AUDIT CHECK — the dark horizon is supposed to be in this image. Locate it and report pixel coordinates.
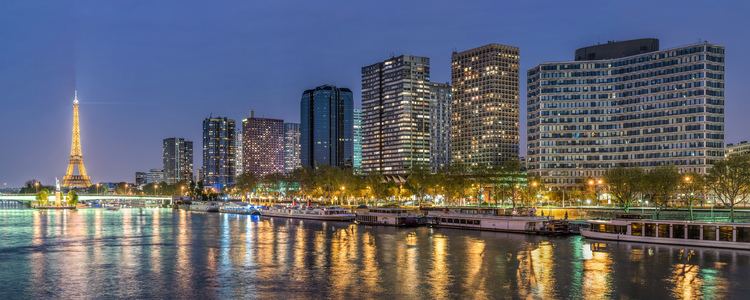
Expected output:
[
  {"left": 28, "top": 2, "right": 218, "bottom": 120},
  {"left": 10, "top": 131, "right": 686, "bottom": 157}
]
[{"left": 1, "top": 0, "right": 748, "bottom": 187}]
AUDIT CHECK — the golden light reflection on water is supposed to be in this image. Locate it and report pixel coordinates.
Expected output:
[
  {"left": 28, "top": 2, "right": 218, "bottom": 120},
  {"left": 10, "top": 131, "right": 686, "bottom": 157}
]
[
  {"left": 463, "top": 237, "right": 488, "bottom": 300},
  {"left": 582, "top": 243, "right": 613, "bottom": 300},
  {"left": 176, "top": 209, "right": 191, "bottom": 293},
  {"left": 292, "top": 221, "right": 307, "bottom": 282},
  {"left": 330, "top": 225, "right": 357, "bottom": 297},
  {"left": 151, "top": 209, "right": 161, "bottom": 275},
  {"left": 429, "top": 234, "right": 450, "bottom": 299},
  {"left": 8, "top": 210, "right": 747, "bottom": 299},
  {"left": 360, "top": 231, "right": 382, "bottom": 294},
  {"left": 515, "top": 241, "right": 556, "bottom": 299}
]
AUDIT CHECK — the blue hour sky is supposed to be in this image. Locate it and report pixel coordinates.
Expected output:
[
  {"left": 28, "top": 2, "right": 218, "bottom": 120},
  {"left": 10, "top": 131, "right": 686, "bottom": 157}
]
[{"left": 0, "top": 0, "right": 748, "bottom": 187}]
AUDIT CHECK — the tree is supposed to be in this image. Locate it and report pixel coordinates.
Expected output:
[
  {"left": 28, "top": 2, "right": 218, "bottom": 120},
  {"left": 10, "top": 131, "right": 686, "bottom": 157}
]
[
  {"left": 705, "top": 154, "right": 750, "bottom": 222},
  {"left": 642, "top": 166, "right": 681, "bottom": 217},
  {"left": 680, "top": 171, "right": 705, "bottom": 220},
  {"left": 35, "top": 189, "right": 50, "bottom": 206},
  {"left": 405, "top": 167, "right": 432, "bottom": 206},
  {"left": 67, "top": 190, "right": 79, "bottom": 206},
  {"left": 521, "top": 176, "right": 544, "bottom": 207},
  {"left": 604, "top": 167, "right": 643, "bottom": 212}
]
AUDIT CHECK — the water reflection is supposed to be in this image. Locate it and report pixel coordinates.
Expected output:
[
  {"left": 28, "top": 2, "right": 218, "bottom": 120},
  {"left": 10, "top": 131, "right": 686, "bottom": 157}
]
[
  {"left": 1, "top": 209, "right": 748, "bottom": 299},
  {"left": 582, "top": 243, "right": 613, "bottom": 299}
]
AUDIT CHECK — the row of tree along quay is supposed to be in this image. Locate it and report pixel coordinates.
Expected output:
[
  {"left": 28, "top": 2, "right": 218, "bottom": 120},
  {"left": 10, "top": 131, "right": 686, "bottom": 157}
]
[{"left": 22, "top": 154, "right": 750, "bottom": 221}]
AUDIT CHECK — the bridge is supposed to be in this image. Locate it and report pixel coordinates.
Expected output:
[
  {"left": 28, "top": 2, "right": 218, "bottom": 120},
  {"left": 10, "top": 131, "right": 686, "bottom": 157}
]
[{"left": 0, "top": 194, "right": 173, "bottom": 208}]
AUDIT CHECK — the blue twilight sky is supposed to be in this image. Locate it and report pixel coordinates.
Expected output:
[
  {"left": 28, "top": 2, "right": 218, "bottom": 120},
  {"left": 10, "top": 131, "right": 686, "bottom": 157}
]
[{"left": 0, "top": 0, "right": 748, "bottom": 187}]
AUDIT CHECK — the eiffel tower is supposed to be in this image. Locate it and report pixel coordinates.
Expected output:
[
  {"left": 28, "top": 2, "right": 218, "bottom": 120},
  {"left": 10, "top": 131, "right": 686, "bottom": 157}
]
[{"left": 62, "top": 91, "right": 92, "bottom": 188}]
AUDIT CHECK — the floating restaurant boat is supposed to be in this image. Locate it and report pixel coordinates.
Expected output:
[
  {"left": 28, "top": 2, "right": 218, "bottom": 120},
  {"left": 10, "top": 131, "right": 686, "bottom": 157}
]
[
  {"left": 581, "top": 219, "right": 750, "bottom": 250},
  {"left": 424, "top": 207, "right": 570, "bottom": 235},
  {"left": 260, "top": 205, "right": 355, "bottom": 221},
  {"left": 188, "top": 201, "right": 220, "bottom": 213},
  {"left": 355, "top": 207, "right": 427, "bottom": 227},
  {"left": 219, "top": 203, "right": 261, "bottom": 215}
]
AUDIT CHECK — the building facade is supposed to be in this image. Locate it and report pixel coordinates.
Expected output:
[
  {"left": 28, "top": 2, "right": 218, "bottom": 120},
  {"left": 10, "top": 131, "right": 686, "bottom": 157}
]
[
  {"left": 726, "top": 141, "right": 750, "bottom": 157},
  {"left": 361, "top": 55, "right": 431, "bottom": 174},
  {"left": 162, "top": 137, "right": 193, "bottom": 184},
  {"left": 429, "top": 82, "right": 452, "bottom": 172},
  {"left": 451, "top": 44, "right": 521, "bottom": 168},
  {"left": 300, "top": 85, "right": 353, "bottom": 168},
  {"left": 242, "top": 112, "right": 285, "bottom": 177},
  {"left": 353, "top": 108, "right": 362, "bottom": 174},
  {"left": 202, "top": 116, "right": 236, "bottom": 189},
  {"left": 527, "top": 40, "right": 725, "bottom": 188},
  {"left": 284, "top": 122, "right": 302, "bottom": 173},
  {"left": 134, "top": 169, "right": 165, "bottom": 186},
  {"left": 235, "top": 132, "right": 244, "bottom": 177}
]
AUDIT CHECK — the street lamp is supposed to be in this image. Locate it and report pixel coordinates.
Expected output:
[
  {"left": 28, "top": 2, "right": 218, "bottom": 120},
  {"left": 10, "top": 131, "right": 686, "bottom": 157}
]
[{"left": 34, "top": 181, "right": 40, "bottom": 193}]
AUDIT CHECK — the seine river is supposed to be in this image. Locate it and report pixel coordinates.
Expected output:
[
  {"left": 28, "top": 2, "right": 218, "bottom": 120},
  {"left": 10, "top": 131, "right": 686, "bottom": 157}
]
[{"left": 1, "top": 209, "right": 748, "bottom": 299}]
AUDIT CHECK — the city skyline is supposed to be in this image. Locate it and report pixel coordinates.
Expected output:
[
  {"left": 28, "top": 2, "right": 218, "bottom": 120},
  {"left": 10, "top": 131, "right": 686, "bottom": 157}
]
[{"left": 1, "top": 1, "right": 749, "bottom": 186}]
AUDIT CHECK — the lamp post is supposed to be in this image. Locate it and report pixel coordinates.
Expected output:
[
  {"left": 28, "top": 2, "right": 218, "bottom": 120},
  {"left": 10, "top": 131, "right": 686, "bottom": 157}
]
[
  {"left": 34, "top": 181, "right": 40, "bottom": 193},
  {"left": 587, "top": 178, "right": 604, "bottom": 206}
]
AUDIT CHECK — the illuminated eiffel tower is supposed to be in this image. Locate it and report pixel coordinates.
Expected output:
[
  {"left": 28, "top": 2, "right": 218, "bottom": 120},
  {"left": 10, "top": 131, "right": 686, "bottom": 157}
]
[{"left": 62, "top": 91, "right": 92, "bottom": 188}]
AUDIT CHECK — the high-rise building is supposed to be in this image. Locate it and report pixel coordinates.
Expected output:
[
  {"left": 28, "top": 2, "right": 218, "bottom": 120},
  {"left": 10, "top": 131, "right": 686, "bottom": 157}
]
[
  {"left": 527, "top": 39, "right": 725, "bottom": 188},
  {"left": 163, "top": 137, "right": 193, "bottom": 184},
  {"left": 242, "top": 112, "right": 284, "bottom": 177},
  {"left": 451, "top": 44, "right": 520, "bottom": 168},
  {"left": 300, "top": 85, "right": 353, "bottom": 169},
  {"left": 726, "top": 141, "right": 750, "bottom": 157},
  {"left": 202, "top": 116, "right": 236, "bottom": 189},
  {"left": 361, "top": 55, "right": 431, "bottom": 174},
  {"left": 353, "top": 108, "right": 362, "bottom": 174},
  {"left": 135, "top": 172, "right": 147, "bottom": 186},
  {"left": 429, "top": 82, "right": 452, "bottom": 172},
  {"left": 284, "top": 122, "right": 302, "bottom": 173},
  {"left": 134, "top": 168, "right": 165, "bottom": 186},
  {"left": 235, "top": 132, "right": 243, "bottom": 176}
]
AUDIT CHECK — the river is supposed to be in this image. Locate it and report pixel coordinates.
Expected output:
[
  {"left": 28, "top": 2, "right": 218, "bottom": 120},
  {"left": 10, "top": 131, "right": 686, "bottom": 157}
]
[{"left": 0, "top": 208, "right": 748, "bottom": 299}]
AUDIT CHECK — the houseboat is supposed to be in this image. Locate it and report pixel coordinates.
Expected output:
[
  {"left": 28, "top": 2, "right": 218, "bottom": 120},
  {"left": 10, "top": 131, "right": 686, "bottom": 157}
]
[
  {"left": 260, "top": 205, "right": 355, "bottom": 222},
  {"left": 188, "top": 201, "right": 220, "bottom": 213},
  {"left": 581, "top": 219, "right": 750, "bottom": 250},
  {"left": 424, "top": 207, "right": 570, "bottom": 235},
  {"left": 355, "top": 207, "right": 426, "bottom": 227},
  {"left": 219, "top": 203, "right": 261, "bottom": 215}
]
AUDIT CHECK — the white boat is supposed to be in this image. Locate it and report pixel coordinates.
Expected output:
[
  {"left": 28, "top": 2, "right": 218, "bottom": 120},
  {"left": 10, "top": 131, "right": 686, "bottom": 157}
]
[
  {"left": 425, "top": 207, "right": 568, "bottom": 234},
  {"left": 188, "top": 201, "right": 220, "bottom": 213},
  {"left": 581, "top": 219, "right": 750, "bottom": 250},
  {"left": 219, "top": 203, "right": 261, "bottom": 215},
  {"left": 260, "top": 205, "right": 355, "bottom": 221},
  {"left": 355, "top": 207, "right": 426, "bottom": 226}
]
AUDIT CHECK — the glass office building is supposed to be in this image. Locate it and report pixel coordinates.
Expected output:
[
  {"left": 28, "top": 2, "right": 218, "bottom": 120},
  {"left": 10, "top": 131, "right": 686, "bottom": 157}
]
[
  {"left": 202, "top": 117, "right": 236, "bottom": 189},
  {"left": 300, "top": 85, "right": 353, "bottom": 169},
  {"left": 429, "top": 82, "right": 452, "bottom": 172},
  {"left": 527, "top": 39, "right": 725, "bottom": 188},
  {"left": 451, "top": 44, "right": 520, "bottom": 167},
  {"left": 353, "top": 109, "right": 362, "bottom": 174},
  {"left": 162, "top": 137, "right": 193, "bottom": 184},
  {"left": 361, "top": 55, "right": 431, "bottom": 174},
  {"left": 284, "top": 122, "right": 301, "bottom": 173}
]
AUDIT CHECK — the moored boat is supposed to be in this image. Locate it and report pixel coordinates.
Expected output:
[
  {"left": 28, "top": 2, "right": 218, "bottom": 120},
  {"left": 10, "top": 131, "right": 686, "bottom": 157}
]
[
  {"left": 260, "top": 205, "right": 355, "bottom": 221},
  {"left": 188, "top": 201, "right": 220, "bottom": 213},
  {"left": 581, "top": 219, "right": 750, "bottom": 250},
  {"left": 424, "top": 207, "right": 570, "bottom": 235},
  {"left": 355, "top": 207, "right": 426, "bottom": 226},
  {"left": 427, "top": 207, "right": 570, "bottom": 235},
  {"left": 219, "top": 203, "right": 261, "bottom": 215}
]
